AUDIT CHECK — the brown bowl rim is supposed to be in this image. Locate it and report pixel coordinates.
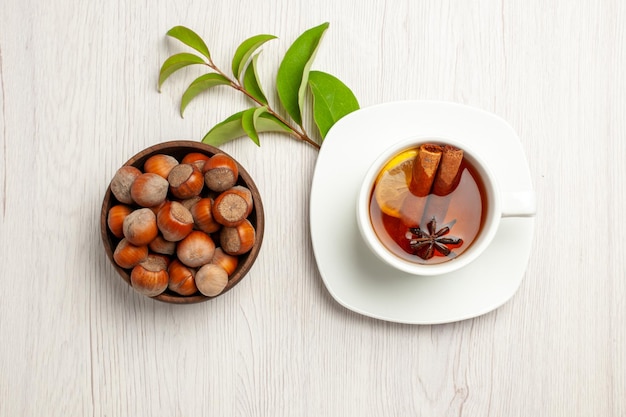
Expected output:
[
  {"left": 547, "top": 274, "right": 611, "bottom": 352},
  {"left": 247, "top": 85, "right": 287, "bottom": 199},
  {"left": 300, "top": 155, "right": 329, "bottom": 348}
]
[{"left": 100, "top": 140, "right": 265, "bottom": 304}]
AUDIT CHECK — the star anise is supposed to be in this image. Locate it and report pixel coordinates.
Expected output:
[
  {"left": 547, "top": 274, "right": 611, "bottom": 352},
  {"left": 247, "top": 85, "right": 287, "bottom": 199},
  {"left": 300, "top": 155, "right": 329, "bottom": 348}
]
[{"left": 408, "top": 217, "right": 463, "bottom": 260}]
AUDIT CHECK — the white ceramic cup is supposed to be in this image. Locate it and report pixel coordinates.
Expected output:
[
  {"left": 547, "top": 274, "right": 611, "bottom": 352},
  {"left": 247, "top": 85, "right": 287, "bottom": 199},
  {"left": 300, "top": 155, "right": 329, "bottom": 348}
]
[{"left": 356, "top": 136, "right": 536, "bottom": 276}]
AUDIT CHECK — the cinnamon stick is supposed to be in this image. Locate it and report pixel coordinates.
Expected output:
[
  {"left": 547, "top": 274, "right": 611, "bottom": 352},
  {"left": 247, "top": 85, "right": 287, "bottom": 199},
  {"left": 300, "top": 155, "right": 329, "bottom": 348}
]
[
  {"left": 420, "top": 145, "right": 464, "bottom": 225},
  {"left": 401, "top": 144, "right": 442, "bottom": 226},
  {"left": 432, "top": 145, "right": 464, "bottom": 196},
  {"left": 409, "top": 144, "right": 442, "bottom": 196}
]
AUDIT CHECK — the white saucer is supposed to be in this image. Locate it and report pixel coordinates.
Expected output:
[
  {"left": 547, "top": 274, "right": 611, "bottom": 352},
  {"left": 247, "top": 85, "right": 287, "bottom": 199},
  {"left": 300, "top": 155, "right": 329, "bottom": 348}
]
[{"left": 309, "top": 100, "right": 535, "bottom": 324}]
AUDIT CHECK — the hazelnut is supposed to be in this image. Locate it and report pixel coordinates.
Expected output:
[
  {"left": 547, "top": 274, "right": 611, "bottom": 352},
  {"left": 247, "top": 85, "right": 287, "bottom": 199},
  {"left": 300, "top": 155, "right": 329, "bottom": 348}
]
[
  {"left": 147, "top": 200, "right": 167, "bottom": 216},
  {"left": 156, "top": 201, "right": 194, "bottom": 242},
  {"left": 148, "top": 234, "right": 177, "bottom": 255},
  {"left": 176, "top": 230, "right": 215, "bottom": 268},
  {"left": 203, "top": 153, "right": 239, "bottom": 192},
  {"left": 168, "top": 163, "right": 204, "bottom": 199},
  {"left": 181, "top": 152, "right": 210, "bottom": 171},
  {"left": 110, "top": 166, "right": 141, "bottom": 204},
  {"left": 220, "top": 219, "right": 255, "bottom": 255},
  {"left": 195, "top": 263, "right": 228, "bottom": 297},
  {"left": 168, "top": 259, "right": 198, "bottom": 296},
  {"left": 106, "top": 149, "right": 260, "bottom": 300},
  {"left": 230, "top": 185, "right": 253, "bottom": 207},
  {"left": 212, "top": 187, "right": 253, "bottom": 227},
  {"left": 113, "top": 238, "right": 149, "bottom": 269},
  {"left": 211, "top": 248, "right": 238, "bottom": 276},
  {"left": 122, "top": 208, "right": 158, "bottom": 246},
  {"left": 107, "top": 204, "right": 132, "bottom": 238},
  {"left": 130, "top": 254, "right": 169, "bottom": 297},
  {"left": 149, "top": 253, "right": 172, "bottom": 269},
  {"left": 130, "top": 173, "right": 169, "bottom": 207},
  {"left": 143, "top": 154, "right": 179, "bottom": 179},
  {"left": 190, "top": 198, "right": 221, "bottom": 233},
  {"left": 180, "top": 196, "right": 202, "bottom": 212}
]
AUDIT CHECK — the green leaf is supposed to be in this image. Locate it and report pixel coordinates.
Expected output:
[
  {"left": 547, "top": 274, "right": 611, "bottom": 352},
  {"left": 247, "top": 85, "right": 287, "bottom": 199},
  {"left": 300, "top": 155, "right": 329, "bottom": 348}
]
[
  {"left": 231, "top": 34, "right": 277, "bottom": 80},
  {"left": 158, "top": 53, "right": 207, "bottom": 91},
  {"left": 201, "top": 112, "right": 245, "bottom": 147},
  {"left": 241, "top": 107, "right": 270, "bottom": 145},
  {"left": 307, "top": 70, "right": 360, "bottom": 139},
  {"left": 241, "top": 108, "right": 258, "bottom": 145},
  {"left": 180, "top": 73, "right": 231, "bottom": 117},
  {"left": 166, "top": 26, "right": 212, "bottom": 60},
  {"left": 242, "top": 108, "right": 259, "bottom": 146},
  {"left": 242, "top": 53, "right": 268, "bottom": 105},
  {"left": 276, "top": 22, "right": 329, "bottom": 126},
  {"left": 254, "top": 111, "right": 293, "bottom": 135},
  {"left": 202, "top": 109, "right": 293, "bottom": 147}
]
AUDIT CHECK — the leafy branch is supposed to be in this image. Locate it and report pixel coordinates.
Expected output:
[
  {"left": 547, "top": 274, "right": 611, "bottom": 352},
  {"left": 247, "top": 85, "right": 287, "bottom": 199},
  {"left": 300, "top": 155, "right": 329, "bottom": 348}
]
[{"left": 158, "top": 23, "right": 359, "bottom": 150}]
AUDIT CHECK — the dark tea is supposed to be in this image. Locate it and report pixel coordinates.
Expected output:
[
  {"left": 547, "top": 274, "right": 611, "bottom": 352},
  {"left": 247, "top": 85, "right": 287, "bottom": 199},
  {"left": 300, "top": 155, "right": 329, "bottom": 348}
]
[{"left": 368, "top": 143, "right": 488, "bottom": 265}]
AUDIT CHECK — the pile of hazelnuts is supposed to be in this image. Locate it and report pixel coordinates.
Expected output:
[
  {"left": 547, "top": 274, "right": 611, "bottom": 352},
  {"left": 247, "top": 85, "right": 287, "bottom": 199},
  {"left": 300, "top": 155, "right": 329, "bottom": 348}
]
[{"left": 106, "top": 151, "right": 256, "bottom": 298}]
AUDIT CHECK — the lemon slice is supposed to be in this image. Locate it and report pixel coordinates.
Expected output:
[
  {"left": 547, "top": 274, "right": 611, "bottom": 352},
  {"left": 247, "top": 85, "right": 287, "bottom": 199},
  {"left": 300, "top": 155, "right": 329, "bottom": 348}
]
[{"left": 374, "top": 149, "right": 417, "bottom": 218}]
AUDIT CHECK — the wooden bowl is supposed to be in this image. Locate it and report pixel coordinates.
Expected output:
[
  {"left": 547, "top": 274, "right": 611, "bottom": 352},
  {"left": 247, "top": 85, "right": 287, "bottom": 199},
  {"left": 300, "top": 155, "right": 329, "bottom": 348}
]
[{"left": 100, "top": 141, "right": 264, "bottom": 304}]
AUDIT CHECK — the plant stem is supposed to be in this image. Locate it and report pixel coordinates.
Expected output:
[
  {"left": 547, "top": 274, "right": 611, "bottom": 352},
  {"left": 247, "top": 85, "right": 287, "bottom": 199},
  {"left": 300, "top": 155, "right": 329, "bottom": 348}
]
[{"left": 205, "top": 60, "right": 320, "bottom": 150}]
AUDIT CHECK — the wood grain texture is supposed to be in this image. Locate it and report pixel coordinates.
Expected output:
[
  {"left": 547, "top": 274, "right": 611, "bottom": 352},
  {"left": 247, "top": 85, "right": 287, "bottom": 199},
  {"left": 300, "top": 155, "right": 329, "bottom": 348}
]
[{"left": 0, "top": 0, "right": 624, "bottom": 416}]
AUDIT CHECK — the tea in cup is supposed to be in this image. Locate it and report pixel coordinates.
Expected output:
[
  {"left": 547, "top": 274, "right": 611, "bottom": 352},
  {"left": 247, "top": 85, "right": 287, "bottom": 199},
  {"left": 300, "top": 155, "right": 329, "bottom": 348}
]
[{"left": 356, "top": 136, "right": 535, "bottom": 276}]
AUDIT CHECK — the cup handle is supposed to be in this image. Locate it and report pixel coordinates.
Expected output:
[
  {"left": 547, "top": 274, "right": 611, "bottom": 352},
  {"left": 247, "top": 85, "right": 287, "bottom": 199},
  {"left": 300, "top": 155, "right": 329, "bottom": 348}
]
[{"left": 501, "top": 191, "right": 536, "bottom": 218}]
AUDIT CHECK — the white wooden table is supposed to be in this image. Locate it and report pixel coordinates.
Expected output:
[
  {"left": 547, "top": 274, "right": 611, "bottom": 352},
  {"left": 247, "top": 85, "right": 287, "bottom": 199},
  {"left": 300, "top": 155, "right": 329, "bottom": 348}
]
[{"left": 1, "top": 0, "right": 624, "bottom": 415}]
